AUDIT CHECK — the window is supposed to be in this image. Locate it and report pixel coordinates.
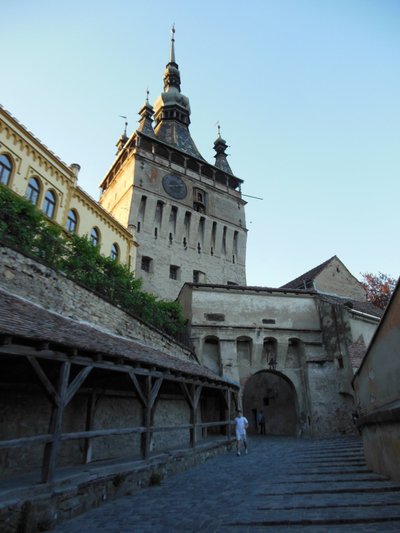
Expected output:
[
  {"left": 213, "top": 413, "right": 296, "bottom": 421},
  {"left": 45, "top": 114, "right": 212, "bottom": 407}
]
[
  {"left": 42, "top": 190, "right": 56, "bottom": 219},
  {"left": 138, "top": 195, "right": 147, "bottom": 231},
  {"left": 233, "top": 231, "right": 239, "bottom": 255},
  {"left": 110, "top": 243, "right": 119, "bottom": 261},
  {"left": 155, "top": 200, "right": 164, "bottom": 226},
  {"left": 193, "top": 270, "right": 205, "bottom": 283},
  {"left": 141, "top": 256, "right": 153, "bottom": 272},
  {"left": 26, "top": 177, "right": 41, "bottom": 205},
  {"left": 0, "top": 155, "right": 12, "bottom": 185},
  {"left": 222, "top": 226, "right": 227, "bottom": 255},
  {"left": 193, "top": 188, "right": 206, "bottom": 213},
  {"left": 90, "top": 227, "right": 100, "bottom": 246},
  {"left": 169, "top": 265, "right": 180, "bottom": 280},
  {"left": 169, "top": 206, "right": 178, "bottom": 235},
  {"left": 211, "top": 221, "right": 217, "bottom": 252},
  {"left": 66, "top": 209, "right": 78, "bottom": 233},
  {"left": 197, "top": 216, "right": 205, "bottom": 245}
]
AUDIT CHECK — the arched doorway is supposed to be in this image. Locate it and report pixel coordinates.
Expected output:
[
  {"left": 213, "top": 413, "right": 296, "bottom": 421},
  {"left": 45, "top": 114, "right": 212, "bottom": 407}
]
[{"left": 243, "top": 370, "right": 299, "bottom": 436}]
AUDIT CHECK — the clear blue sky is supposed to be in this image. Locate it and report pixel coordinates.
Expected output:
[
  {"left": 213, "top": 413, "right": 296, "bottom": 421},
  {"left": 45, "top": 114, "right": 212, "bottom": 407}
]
[{"left": 3, "top": 0, "right": 399, "bottom": 288}]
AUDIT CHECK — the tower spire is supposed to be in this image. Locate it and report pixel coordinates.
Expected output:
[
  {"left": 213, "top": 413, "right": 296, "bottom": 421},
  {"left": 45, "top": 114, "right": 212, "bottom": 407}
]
[
  {"left": 163, "top": 25, "right": 181, "bottom": 92},
  {"left": 170, "top": 24, "right": 176, "bottom": 64},
  {"left": 153, "top": 27, "right": 204, "bottom": 160}
]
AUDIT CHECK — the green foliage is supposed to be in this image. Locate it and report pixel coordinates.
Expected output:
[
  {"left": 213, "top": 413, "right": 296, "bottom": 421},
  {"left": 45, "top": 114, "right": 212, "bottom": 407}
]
[
  {"left": 0, "top": 185, "right": 45, "bottom": 252},
  {"left": 0, "top": 185, "right": 186, "bottom": 337}
]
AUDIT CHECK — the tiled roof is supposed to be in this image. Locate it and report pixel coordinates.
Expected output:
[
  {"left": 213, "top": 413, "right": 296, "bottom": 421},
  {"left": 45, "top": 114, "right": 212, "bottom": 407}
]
[
  {"left": 281, "top": 256, "right": 336, "bottom": 289},
  {"left": 320, "top": 294, "right": 384, "bottom": 318},
  {"left": 0, "top": 289, "right": 233, "bottom": 385}
]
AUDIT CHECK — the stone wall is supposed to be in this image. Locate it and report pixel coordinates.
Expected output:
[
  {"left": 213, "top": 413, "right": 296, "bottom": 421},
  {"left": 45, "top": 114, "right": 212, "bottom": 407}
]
[
  {"left": 0, "top": 245, "right": 194, "bottom": 361},
  {"left": 0, "top": 439, "right": 233, "bottom": 533},
  {"left": 0, "top": 388, "right": 192, "bottom": 477},
  {"left": 353, "top": 280, "right": 400, "bottom": 480},
  {"left": 179, "top": 285, "right": 378, "bottom": 438}
]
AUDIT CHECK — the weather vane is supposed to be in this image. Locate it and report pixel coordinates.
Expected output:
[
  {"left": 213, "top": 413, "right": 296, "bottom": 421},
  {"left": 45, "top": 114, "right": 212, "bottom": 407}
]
[{"left": 119, "top": 115, "right": 128, "bottom": 136}]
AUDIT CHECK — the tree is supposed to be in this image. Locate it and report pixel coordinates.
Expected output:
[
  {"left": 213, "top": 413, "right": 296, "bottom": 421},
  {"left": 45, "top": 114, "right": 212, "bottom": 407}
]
[{"left": 361, "top": 272, "right": 397, "bottom": 310}]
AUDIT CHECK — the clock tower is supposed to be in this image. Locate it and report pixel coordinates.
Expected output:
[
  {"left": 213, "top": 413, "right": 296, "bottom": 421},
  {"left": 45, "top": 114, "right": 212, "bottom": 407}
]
[{"left": 99, "top": 28, "right": 247, "bottom": 300}]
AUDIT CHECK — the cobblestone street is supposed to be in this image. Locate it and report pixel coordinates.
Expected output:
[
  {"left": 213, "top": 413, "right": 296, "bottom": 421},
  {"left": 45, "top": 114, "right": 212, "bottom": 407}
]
[{"left": 48, "top": 435, "right": 400, "bottom": 532}]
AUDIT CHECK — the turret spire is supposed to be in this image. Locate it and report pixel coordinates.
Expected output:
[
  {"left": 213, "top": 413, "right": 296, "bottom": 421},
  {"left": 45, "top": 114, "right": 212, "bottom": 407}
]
[
  {"left": 213, "top": 125, "right": 233, "bottom": 175},
  {"left": 116, "top": 115, "right": 129, "bottom": 154},
  {"left": 137, "top": 89, "right": 155, "bottom": 137}
]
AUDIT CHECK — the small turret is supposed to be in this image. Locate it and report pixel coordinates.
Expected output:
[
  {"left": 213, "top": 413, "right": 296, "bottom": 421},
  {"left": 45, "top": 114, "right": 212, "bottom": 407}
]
[
  {"left": 116, "top": 118, "right": 128, "bottom": 154},
  {"left": 137, "top": 90, "right": 156, "bottom": 137},
  {"left": 213, "top": 125, "right": 233, "bottom": 175}
]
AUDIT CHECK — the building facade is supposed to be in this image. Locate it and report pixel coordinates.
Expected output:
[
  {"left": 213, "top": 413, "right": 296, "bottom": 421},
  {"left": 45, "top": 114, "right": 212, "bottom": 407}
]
[
  {"left": 353, "top": 277, "right": 400, "bottom": 481},
  {"left": 99, "top": 29, "right": 247, "bottom": 300},
  {"left": 178, "top": 283, "right": 381, "bottom": 437},
  {"left": 0, "top": 105, "right": 137, "bottom": 269}
]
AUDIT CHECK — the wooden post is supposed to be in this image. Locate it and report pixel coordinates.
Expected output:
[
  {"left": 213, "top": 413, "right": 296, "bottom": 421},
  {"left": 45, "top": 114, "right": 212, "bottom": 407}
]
[
  {"left": 180, "top": 383, "right": 202, "bottom": 449},
  {"left": 140, "top": 376, "right": 163, "bottom": 460},
  {"left": 227, "top": 388, "right": 232, "bottom": 440},
  {"left": 41, "top": 361, "right": 70, "bottom": 483},
  {"left": 84, "top": 392, "right": 96, "bottom": 464}
]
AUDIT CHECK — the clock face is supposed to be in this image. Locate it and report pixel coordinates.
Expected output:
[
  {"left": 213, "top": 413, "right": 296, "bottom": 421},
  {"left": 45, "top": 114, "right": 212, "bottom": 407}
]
[{"left": 162, "top": 174, "right": 187, "bottom": 200}]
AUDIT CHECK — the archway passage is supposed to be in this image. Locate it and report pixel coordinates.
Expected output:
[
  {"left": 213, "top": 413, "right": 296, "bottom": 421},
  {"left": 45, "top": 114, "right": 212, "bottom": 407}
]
[{"left": 243, "top": 371, "right": 298, "bottom": 436}]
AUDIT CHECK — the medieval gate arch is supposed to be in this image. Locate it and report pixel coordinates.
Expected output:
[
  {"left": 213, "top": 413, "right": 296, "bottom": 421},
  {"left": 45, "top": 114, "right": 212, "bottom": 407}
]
[{"left": 243, "top": 370, "right": 299, "bottom": 436}]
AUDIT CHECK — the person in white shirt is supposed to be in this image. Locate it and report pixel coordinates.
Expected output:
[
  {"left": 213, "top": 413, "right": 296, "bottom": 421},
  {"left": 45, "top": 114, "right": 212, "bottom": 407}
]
[{"left": 234, "top": 410, "right": 248, "bottom": 456}]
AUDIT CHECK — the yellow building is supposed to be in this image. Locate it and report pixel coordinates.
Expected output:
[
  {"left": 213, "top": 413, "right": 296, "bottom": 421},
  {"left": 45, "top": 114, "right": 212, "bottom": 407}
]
[{"left": 0, "top": 104, "right": 137, "bottom": 268}]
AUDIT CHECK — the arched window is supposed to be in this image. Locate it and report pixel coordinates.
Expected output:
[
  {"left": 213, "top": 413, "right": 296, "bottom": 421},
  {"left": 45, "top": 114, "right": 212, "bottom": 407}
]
[
  {"left": 263, "top": 337, "right": 278, "bottom": 368},
  {"left": 0, "top": 154, "right": 12, "bottom": 185},
  {"left": 110, "top": 243, "right": 119, "bottom": 261},
  {"left": 66, "top": 209, "right": 78, "bottom": 233},
  {"left": 26, "top": 177, "right": 41, "bottom": 205},
  {"left": 42, "top": 190, "right": 56, "bottom": 219},
  {"left": 90, "top": 227, "right": 100, "bottom": 246}
]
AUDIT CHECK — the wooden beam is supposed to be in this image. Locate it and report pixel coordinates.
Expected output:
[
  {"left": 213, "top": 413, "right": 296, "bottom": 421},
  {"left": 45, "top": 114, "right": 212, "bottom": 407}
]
[
  {"left": 41, "top": 361, "right": 71, "bottom": 483},
  {"left": 1, "top": 343, "right": 238, "bottom": 392},
  {"left": 149, "top": 378, "right": 163, "bottom": 410},
  {"left": 65, "top": 366, "right": 93, "bottom": 406},
  {"left": 142, "top": 376, "right": 152, "bottom": 460},
  {"left": 27, "top": 357, "right": 59, "bottom": 406},
  {"left": 180, "top": 383, "right": 193, "bottom": 409},
  {"left": 128, "top": 371, "right": 147, "bottom": 407},
  {"left": 83, "top": 392, "right": 95, "bottom": 464},
  {"left": 0, "top": 434, "right": 52, "bottom": 448},
  {"left": 62, "top": 426, "right": 146, "bottom": 440}
]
